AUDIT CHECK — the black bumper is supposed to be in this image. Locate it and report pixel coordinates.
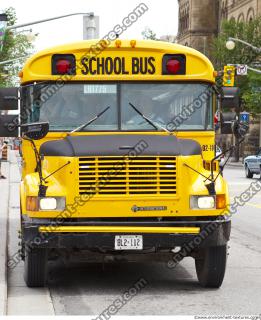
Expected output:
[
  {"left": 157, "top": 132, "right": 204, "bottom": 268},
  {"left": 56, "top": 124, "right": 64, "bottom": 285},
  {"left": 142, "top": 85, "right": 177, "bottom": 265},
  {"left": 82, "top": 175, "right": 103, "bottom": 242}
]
[{"left": 22, "top": 219, "right": 231, "bottom": 251}]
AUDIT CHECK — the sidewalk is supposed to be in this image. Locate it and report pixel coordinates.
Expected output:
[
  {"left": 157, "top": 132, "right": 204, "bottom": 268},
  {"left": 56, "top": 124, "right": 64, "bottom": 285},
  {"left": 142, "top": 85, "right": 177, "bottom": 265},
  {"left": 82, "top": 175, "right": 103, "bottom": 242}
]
[
  {"left": 6, "top": 151, "right": 55, "bottom": 315},
  {"left": 0, "top": 160, "right": 10, "bottom": 315},
  {"left": 226, "top": 158, "right": 244, "bottom": 168}
]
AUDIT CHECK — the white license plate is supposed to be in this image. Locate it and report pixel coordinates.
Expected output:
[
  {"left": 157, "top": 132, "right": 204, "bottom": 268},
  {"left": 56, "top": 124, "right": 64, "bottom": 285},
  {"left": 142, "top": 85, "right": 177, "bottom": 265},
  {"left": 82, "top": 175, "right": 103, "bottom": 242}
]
[{"left": 115, "top": 235, "right": 143, "bottom": 250}]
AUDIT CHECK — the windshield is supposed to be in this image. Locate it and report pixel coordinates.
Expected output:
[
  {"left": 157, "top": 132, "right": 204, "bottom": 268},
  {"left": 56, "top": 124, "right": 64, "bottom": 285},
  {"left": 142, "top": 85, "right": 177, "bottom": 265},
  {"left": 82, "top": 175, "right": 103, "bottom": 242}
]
[{"left": 22, "top": 83, "right": 214, "bottom": 131}]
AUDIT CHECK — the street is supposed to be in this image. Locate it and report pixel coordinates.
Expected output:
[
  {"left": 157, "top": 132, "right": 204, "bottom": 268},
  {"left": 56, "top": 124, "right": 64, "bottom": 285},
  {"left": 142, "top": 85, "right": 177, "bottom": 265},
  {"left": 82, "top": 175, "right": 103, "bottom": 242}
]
[{"left": 4, "top": 154, "right": 261, "bottom": 315}]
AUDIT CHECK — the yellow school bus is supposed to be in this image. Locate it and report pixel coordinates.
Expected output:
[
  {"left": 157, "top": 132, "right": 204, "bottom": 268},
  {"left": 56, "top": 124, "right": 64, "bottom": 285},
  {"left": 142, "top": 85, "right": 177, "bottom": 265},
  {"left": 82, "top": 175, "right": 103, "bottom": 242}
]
[{"left": 5, "top": 40, "right": 231, "bottom": 287}]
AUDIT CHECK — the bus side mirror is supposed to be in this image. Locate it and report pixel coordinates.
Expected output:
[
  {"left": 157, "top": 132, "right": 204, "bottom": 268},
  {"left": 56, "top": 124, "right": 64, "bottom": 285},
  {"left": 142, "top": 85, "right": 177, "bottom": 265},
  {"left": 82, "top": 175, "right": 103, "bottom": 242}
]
[
  {"left": 0, "top": 88, "right": 19, "bottom": 137},
  {"left": 0, "top": 115, "right": 19, "bottom": 137},
  {"left": 21, "top": 122, "right": 49, "bottom": 140},
  {"left": 0, "top": 87, "right": 19, "bottom": 111},
  {"left": 221, "top": 87, "right": 240, "bottom": 112},
  {"left": 220, "top": 112, "right": 236, "bottom": 134}
]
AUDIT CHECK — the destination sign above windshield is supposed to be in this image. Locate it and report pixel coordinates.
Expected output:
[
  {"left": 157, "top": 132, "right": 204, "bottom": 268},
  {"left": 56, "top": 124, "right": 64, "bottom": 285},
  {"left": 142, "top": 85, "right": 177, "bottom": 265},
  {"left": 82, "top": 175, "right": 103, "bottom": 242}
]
[
  {"left": 51, "top": 53, "right": 186, "bottom": 76},
  {"left": 80, "top": 56, "right": 156, "bottom": 75}
]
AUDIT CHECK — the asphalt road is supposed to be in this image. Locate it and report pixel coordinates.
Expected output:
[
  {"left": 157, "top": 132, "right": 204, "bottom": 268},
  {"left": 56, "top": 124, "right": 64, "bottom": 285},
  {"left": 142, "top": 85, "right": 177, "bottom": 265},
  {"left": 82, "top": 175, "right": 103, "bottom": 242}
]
[{"left": 6, "top": 163, "right": 261, "bottom": 315}]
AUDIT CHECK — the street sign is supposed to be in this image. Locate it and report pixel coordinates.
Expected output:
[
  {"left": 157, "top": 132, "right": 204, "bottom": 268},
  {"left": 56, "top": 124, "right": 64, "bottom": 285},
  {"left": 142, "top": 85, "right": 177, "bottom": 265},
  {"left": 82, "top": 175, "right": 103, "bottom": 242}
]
[
  {"left": 236, "top": 65, "right": 248, "bottom": 76},
  {"left": 240, "top": 112, "right": 250, "bottom": 123}
]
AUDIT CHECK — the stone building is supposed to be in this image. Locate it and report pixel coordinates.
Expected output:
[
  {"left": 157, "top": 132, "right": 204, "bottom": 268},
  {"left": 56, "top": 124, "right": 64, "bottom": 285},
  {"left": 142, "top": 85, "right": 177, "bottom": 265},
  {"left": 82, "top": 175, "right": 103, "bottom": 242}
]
[
  {"left": 177, "top": 0, "right": 261, "bottom": 153},
  {"left": 177, "top": 0, "right": 220, "bottom": 58},
  {"left": 177, "top": 0, "right": 261, "bottom": 59},
  {"left": 220, "top": 0, "right": 260, "bottom": 23}
]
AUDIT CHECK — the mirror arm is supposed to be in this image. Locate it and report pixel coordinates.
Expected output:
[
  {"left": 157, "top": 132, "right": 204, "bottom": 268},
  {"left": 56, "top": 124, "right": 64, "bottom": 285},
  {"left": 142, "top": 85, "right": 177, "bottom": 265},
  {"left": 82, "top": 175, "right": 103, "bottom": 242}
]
[
  {"left": 22, "top": 135, "right": 47, "bottom": 196},
  {"left": 209, "top": 136, "right": 245, "bottom": 183}
]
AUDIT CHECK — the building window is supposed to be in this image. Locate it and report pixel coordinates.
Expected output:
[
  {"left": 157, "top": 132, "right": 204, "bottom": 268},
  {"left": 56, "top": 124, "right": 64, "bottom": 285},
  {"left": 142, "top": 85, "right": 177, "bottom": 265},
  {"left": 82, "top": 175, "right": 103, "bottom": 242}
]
[
  {"left": 247, "top": 7, "right": 255, "bottom": 22},
  {"left": 179, "top": 3, "right": 189, "bottom": 35},
  {"left": 237, "top": 13, "right": 244, "bottom": 22}
]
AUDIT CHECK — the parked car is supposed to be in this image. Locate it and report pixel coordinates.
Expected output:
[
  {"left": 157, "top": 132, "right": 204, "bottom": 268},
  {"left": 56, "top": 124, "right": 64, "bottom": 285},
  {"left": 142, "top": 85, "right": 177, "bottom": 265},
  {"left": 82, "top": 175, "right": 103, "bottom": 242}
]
[
  {"left": 216, "top": 146, "right": 225, "bottom": 172},
  {"left": 243, "top": 148, "right": 261, "bottom": 178}
]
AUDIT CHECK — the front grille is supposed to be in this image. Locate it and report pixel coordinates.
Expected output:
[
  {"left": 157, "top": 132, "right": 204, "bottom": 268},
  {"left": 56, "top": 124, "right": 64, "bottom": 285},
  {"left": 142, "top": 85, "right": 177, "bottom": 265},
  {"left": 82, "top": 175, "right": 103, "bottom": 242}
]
[{"left": 78, "top": 156, "right": 177, "bottom": 196}]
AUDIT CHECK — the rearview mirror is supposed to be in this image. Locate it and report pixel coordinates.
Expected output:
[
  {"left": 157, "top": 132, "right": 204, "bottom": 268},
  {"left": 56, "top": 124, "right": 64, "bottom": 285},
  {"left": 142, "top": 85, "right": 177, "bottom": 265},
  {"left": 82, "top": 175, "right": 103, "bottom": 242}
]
[
  {"left": 0, "top": 87, "right": 19, "bottom": 110},
  {"left": 221, "top": 87, "right": 240, "bottom": 112},
  {"left": 21, "top": 122, "right": 49, "bottom": 140},
  {"left": 220, "top": 112, "right": 237, "bottom": 134},
  {"left": 0, "top": 115, "right": 19, "bottom": 137}
]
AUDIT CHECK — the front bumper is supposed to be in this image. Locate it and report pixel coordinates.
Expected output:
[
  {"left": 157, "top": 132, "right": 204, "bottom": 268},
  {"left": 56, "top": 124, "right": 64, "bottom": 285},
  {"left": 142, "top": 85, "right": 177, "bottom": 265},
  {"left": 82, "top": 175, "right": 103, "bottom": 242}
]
[{"left": 22, "top": 217, "right": 231, "bottom": 251}]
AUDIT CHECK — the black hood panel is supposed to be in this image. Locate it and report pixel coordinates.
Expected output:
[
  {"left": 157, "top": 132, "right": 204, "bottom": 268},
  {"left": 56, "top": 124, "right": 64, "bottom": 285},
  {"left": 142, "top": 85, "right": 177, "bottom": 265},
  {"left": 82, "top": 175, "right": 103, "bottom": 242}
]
[{"left": 39, "top": 134, "right": 202, "bottom": 157}]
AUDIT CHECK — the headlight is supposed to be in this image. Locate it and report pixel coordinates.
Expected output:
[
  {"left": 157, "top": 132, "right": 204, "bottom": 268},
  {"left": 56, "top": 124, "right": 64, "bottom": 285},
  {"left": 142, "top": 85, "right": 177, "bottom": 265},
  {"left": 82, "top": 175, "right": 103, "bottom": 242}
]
[
  {"left": 27, "top": 196, "right": 65, "bottom": 211},
  {"left": 190, "top": 196, "right": 215, "bottom": 209},
  {"left": 39, "top": 198, "right": 57, "bottom": 210}
]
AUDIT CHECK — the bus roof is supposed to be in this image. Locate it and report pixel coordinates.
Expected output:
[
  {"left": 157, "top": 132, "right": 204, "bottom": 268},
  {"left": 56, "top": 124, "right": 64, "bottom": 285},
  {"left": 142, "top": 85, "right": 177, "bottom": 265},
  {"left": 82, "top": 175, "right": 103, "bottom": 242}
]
[{"left": 20, "top": 39, "right": 215, "bottom": 84}]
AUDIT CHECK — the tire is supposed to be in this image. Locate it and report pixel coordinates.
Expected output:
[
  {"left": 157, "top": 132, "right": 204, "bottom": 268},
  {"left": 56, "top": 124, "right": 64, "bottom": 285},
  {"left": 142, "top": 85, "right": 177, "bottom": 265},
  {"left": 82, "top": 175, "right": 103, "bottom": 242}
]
[
  {"left": 195, "top": 245, "right": 227, "bottom": 288},
  {"left": 245, "top": 165, "right": 253, "bottom": 178},
  {"left": 24, "top": 247, "right": 47, "bottom": 287}
]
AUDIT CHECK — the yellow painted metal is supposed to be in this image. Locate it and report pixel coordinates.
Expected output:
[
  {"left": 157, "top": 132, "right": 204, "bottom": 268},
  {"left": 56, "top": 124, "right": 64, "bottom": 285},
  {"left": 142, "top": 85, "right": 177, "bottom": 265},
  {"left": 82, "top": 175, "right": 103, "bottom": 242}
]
[
  {"left": 18, "top": 41, "right": 230, "bottom": 221},
  {"left": 20, "top": 40, "right": 215, "bottom": 84},
  {"left": 39, "top": 225, "right": 200, "bottom": 234},
  {"left": 21, "top": 152, "right": 230, "bottom": 218}
]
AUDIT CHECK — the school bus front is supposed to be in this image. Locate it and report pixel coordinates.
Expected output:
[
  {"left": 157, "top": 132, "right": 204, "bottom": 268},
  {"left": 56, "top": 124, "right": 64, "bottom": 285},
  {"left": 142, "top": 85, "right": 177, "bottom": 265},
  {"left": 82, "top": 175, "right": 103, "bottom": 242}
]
[{"left": 18, "top": 40, "right": 231, "bottom": 288}]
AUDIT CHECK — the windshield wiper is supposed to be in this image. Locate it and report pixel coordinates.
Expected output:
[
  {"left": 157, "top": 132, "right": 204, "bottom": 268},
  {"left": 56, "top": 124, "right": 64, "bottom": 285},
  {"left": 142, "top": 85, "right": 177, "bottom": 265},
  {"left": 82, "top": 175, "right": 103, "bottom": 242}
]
[
  {"left": 128, "top": 102, "right": 171, "bottom": 134},
  {"left": 70, "top": 106, "right": 110, "bottom": 133}
]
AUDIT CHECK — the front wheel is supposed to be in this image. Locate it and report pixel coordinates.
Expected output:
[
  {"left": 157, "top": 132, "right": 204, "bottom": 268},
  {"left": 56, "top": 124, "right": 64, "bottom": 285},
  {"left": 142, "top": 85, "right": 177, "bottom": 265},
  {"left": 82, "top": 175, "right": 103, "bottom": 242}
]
[
  {"left": 245, "top": 165, "right": 253, "bottom": 178},
  {"left": 24, "top": 247, "right": 47, "bottom": 287},
  {"left": 195, "top": 245, "right": 227, "bottom": 288}
]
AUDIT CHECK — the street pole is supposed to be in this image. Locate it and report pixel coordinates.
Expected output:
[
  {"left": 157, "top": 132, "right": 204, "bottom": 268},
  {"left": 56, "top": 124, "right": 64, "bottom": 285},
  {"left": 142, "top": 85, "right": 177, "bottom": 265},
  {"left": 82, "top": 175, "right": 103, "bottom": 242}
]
[
  {"left": 5, "top": 12, "right": 94, "bottom": 31},
  {"left": 0, "top": 12, "right": 94, "bottom": 52},
  {"left": 226, "top": 37, "right": 261, "bottom": 53},
  {"left": 83, "top": 15, "right": 99, "bottom": 39}
]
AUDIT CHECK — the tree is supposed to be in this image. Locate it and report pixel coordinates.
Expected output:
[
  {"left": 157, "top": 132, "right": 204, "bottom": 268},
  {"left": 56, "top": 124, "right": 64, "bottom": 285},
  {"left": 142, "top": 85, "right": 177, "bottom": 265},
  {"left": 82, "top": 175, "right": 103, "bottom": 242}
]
[
  {"left": 212, "top": 17, "right": 261, "bottom": 115},
  {"left": 212, "top": 17, "right": 261, "bottom": 70},
  {"left": 142, "top": 27, "right": 158, "bottom": 40},
  {"left": 241, "top": 71, "right": 261, "bottom": 114},
  {"left": 0, "top": 7, "right": 35, "bottom": 87}
]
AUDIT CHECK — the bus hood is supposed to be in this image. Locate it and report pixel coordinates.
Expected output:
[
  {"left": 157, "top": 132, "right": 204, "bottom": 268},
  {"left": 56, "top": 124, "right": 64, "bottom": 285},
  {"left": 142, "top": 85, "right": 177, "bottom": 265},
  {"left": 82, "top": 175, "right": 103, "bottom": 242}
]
[{"left": 39, "top": 134, "right": 202, "bottom": 157}]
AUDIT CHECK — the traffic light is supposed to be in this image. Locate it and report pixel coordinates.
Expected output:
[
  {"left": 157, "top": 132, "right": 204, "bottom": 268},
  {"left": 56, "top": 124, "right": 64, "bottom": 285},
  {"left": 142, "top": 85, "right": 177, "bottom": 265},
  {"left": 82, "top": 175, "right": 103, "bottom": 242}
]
[{"left": 223, "top": 65, "right": 235, "bottom": 87}]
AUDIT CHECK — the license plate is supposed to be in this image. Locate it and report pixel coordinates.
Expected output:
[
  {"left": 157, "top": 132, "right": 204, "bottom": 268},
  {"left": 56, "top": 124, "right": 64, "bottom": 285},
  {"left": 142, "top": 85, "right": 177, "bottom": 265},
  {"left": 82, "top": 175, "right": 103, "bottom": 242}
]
[{"left": 115, "top": 235, "right": 143, "bottom": 250}]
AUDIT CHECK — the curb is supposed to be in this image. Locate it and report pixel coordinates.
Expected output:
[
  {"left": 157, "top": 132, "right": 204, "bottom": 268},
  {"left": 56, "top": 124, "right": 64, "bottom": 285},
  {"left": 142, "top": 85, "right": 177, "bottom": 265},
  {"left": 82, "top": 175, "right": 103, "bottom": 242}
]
[
  {"left": 0, "top": 161, "right": 10, "bottom": 315},
  {"left": 226, "top": 163, "right": 244, "bottom": 168}
]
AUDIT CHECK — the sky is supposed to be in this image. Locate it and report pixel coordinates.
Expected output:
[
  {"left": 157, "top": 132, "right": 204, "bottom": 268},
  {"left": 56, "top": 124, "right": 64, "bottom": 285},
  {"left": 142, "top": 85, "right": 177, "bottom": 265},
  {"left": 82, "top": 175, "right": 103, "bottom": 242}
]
[{"left": 1, "top": 0, "right": 179, "bottom": 52}]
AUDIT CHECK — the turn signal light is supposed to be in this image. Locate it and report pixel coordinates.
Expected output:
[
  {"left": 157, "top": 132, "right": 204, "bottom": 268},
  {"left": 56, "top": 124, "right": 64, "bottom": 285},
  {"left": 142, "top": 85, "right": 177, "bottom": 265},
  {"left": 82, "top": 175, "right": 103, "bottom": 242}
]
[
  {"left": 26, "top": 196, "right": 39, "bottom": 211},
  {"left": 216, "top": 194, "right": 226, "bottom": 209}
]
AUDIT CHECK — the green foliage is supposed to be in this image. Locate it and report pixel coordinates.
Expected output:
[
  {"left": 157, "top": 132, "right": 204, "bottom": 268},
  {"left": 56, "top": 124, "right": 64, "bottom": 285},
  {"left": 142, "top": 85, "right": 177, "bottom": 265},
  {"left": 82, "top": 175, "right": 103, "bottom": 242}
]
[
  {"left": 212, "top": 17, "right": 261, "bottom": 69},
  {"left": 241, "top": 71, "right": 261, "bottom": 114},
  {"left": 212, "top": 17, "right": 261, "bottom": 115},
  {"left": 142, "top": 27, "right": 158, "bottom": 40},
  {"left": 0, "top": 7, "right": 35, "bottom": 87}
]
